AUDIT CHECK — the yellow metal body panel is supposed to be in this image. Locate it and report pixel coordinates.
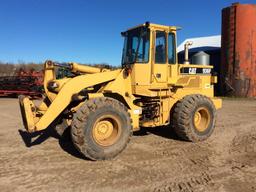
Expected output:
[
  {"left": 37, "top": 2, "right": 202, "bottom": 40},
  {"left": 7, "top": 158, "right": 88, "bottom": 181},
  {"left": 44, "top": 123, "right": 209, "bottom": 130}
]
[{"left": 104, "top": 70, "right": 141, "bottom": 130}]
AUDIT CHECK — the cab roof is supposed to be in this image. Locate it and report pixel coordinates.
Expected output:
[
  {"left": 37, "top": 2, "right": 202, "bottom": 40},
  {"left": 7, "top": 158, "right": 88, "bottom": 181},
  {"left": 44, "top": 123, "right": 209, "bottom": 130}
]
[{"left": 126, "top": 22, "right": 181, "bottom": 32}]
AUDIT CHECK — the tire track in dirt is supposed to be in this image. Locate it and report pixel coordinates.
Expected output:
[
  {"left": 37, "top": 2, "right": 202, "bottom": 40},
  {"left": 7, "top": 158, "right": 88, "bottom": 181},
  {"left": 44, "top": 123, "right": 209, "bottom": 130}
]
[
  {"left": 231, "top": 132, "right": 256, "bottom": 155},
  {"left": 152, "top": 171, "right": 213, "bottom": 192}
]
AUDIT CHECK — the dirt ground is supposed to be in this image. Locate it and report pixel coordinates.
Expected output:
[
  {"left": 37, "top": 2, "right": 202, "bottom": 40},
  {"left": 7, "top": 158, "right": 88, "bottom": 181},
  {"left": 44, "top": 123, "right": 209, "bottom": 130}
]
[{"left": 0, "top": 98, "right": 255, "bottom": 192}]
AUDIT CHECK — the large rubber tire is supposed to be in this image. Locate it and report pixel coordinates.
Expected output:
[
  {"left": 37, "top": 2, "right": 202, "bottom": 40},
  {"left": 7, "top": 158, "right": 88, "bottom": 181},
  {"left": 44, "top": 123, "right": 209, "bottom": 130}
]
[
  {"left": 71, "top": 97, "right": 132, "bottom": 160},
  {"left": 54, "top": 119, "right": 70, "bottom": 139},
  {"left": 171, "top": 94, "right": 216, "bottom": 142}
]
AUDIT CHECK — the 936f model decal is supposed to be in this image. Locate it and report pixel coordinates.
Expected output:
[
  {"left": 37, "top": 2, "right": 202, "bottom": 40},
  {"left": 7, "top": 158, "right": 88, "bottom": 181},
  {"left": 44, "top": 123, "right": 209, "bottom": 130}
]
[{"left": 180, "top": 67, "right": 212, "bottom": 75}]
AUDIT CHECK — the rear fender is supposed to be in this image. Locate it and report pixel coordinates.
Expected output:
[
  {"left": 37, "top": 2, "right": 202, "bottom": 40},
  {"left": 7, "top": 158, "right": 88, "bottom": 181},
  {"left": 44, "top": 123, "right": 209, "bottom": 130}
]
[{"left": 211, "top": 97, "right": 222, "bottom": 110}]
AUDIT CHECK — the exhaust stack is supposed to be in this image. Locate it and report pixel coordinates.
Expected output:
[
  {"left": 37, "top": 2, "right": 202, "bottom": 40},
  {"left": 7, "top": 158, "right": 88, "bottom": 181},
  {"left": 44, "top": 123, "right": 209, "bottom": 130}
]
[{"left": 184, "top": 41, "right": 193, "bottom": 64}]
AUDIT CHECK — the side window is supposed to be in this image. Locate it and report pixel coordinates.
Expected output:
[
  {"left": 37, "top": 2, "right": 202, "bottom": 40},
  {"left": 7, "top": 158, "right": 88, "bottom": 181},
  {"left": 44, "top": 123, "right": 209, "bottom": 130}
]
[
  {"left": 155, "top": 31, "right": 166, "bottom": 64},
  {"left": 168, "top": 33, "right": 176, "bottom": 64}
]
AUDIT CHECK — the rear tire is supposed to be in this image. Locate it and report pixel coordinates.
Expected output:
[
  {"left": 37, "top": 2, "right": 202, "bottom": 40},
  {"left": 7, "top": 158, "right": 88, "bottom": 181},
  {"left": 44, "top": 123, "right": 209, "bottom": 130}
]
[
  {"left": 71, "top": 97, "right": 132, "bottom": 160},
  {"left": 171, "top": 94, "right": 216, "bottom": 142}
]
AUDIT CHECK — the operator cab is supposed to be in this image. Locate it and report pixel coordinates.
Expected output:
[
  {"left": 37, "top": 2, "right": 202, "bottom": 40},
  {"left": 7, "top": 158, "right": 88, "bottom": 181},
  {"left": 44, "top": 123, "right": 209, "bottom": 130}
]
[{"left": 121, "top": 22, "right": 179, "bottom": 96}]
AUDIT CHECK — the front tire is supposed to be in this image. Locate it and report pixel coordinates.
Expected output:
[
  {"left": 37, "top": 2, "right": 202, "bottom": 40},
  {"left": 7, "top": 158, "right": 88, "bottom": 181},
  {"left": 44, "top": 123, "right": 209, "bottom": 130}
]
[
  {"left": 171, "top": 94, "right": 216, "bottom": 142},
  {"left": 54, "top": 119, "right": 70, "bottom": 139},
  {"left": 71, "top": 97, "right": 132, "bottom": 160}
]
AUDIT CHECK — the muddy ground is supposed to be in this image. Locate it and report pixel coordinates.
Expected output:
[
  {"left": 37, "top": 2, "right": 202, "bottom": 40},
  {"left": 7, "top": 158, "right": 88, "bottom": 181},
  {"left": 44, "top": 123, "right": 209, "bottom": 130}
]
[{"left": 0, "top": 98, "right": 255, "bottom": 192}]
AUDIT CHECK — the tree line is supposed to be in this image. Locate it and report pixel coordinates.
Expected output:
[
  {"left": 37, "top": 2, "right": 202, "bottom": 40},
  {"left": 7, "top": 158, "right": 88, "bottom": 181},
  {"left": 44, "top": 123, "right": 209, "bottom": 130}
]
[
  {"left": 0, "top": 62, "right": 43, "bottom": 76},
  {"left": 0, "top": 62, "right": 118, "bottom": 76}
]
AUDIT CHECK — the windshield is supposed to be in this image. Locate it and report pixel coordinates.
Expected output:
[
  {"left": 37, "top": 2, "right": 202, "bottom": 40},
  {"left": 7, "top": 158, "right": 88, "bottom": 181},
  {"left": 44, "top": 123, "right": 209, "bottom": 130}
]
[{"left": 121, "top": 27, "right": 150, "bottom": 65}]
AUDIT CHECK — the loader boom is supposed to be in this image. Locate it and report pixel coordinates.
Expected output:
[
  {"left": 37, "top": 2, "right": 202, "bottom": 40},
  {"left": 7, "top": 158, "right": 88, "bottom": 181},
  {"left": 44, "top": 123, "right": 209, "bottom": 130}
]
[{"left": 20, "top": 67, "right": 120, "bottom": 132}]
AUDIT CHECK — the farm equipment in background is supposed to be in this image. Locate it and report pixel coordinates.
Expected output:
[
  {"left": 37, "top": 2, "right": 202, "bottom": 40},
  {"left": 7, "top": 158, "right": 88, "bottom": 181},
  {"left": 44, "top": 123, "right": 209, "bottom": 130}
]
[{"left": 0, "top": 69, "right": 43, "bottom": 97}]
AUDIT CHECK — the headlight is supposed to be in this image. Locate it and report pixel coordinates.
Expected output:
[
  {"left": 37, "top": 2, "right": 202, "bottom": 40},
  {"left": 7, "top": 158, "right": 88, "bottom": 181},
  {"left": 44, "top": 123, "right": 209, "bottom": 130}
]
[{"left": 47, "top": 81, "right": 59, "bottom": 91}]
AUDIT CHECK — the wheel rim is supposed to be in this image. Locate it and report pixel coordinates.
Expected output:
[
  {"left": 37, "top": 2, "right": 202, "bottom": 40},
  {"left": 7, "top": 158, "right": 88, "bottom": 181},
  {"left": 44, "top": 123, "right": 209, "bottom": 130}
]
[
  {"left": 92, "top": 115, "right": 121, "bottom": 147},
  {"left": 194, "top": 107, "right": 210, "bottom": 132}
]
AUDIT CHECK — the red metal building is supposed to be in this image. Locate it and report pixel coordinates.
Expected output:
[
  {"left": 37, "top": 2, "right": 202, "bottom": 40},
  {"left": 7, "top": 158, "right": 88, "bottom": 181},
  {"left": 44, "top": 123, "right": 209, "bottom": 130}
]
[{"left": 221, "top": 3, "right": 256, "bottom": 97}]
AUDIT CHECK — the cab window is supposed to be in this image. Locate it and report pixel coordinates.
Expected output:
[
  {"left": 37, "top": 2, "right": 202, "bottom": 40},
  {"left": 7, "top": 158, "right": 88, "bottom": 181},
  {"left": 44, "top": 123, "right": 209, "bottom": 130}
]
[
  {"left": 121, "top": 27, "right": 150, "bottom": 65},
  {"left": 168, "top": 33, "right": 176, "bottom": 64},
  {"left": 155, "top": 31, "right": 166, "bottom": 64}
]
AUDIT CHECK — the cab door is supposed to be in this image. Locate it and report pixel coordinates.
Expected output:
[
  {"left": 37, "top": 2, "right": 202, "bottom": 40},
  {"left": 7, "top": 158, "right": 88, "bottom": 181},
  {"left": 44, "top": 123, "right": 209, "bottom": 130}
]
[
  {"left": 167, "top": 32, "right": 178, "bottom": 85},
  {"left": 153, "top": 30, "right": 168, "bottom": 84}
]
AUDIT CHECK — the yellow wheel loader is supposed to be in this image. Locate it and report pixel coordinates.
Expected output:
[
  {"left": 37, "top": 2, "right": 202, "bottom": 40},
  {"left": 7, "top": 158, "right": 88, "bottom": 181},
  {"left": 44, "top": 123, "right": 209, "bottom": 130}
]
[{"left": 19, "top": 22, "right": 222, "bottom": 160}]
